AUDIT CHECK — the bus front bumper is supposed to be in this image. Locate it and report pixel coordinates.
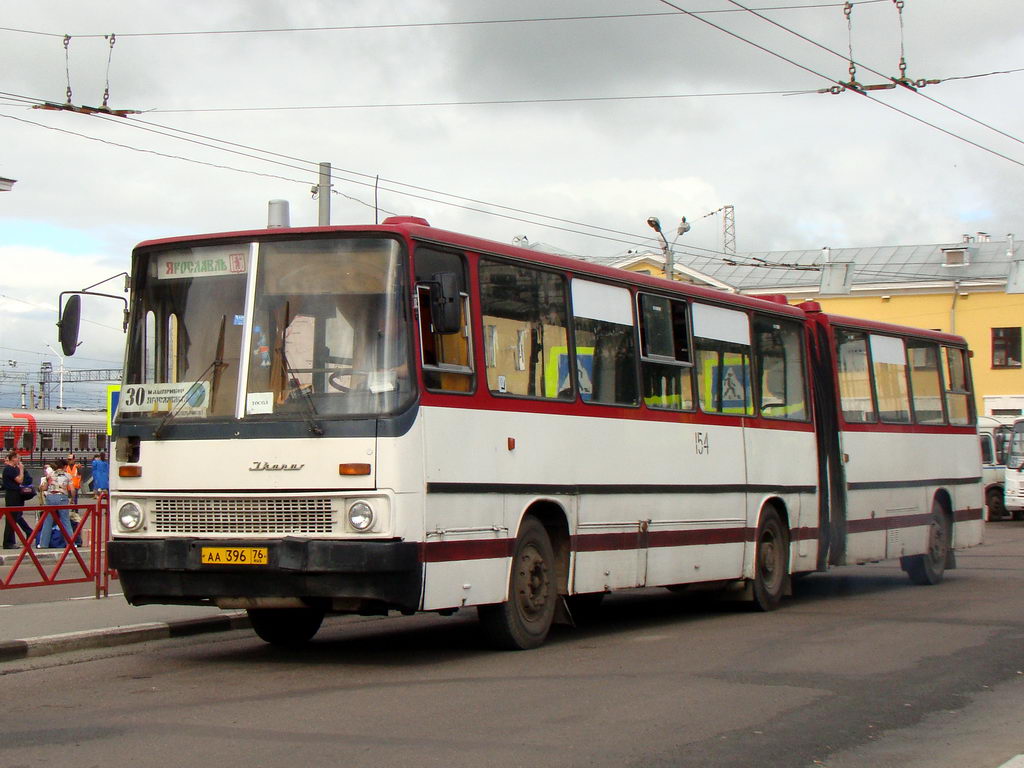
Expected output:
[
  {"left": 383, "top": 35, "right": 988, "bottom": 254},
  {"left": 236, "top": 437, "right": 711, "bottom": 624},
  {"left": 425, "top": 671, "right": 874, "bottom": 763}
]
[{"left": 108, "top": 538, "right": 422, "bottom": 612}]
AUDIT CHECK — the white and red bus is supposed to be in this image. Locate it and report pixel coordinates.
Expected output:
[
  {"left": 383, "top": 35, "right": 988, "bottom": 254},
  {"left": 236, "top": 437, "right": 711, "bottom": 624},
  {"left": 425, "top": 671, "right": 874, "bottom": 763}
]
[{"left": 98, "top": 217, "right": 983, "bottom": 649}]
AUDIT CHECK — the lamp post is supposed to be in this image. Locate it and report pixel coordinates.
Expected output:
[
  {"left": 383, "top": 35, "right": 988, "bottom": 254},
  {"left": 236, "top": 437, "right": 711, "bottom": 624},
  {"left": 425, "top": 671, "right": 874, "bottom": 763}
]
[
  {"left": 45, "top": 344, "right": 66, "bottom": 409},
  {"left": 646, "top": 216, "right": 690, "bottom": 281}
]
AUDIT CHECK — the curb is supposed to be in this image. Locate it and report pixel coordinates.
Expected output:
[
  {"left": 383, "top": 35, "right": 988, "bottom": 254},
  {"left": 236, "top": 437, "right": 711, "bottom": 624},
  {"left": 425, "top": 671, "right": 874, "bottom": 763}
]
[
  {"left": 0, "top": 611, "right": 250, "bottom": 663},
  {"left": 0, "top": 550, "right": 93, "bottom": 565}
]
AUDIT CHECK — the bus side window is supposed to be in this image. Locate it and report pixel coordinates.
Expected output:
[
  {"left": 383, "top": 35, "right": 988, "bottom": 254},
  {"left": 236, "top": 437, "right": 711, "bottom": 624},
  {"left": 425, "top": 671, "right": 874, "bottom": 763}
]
[
  {"left": 943, "top": 346, "right": 972, "bottom": 425},
  {"left": 835, "top": 329, "right": 877, "bottom": 423},
  {"left": 870, "top": 335, "right": 911, "bottom": 423},
  {"left": 479, "top": 259, "right": 570, "bottom": 400},
  {"left": 980, "top": 433, "right": 994, "bottom": 464},
  {"left": 638, "top": 293, "right": 693, "bottom": 411},
  {"left": 572, "top": 280, "right": 638, "bottom": 407},
  {"left": 753, "top": 315, "right": 807, "bottom": 421},
  {"left": 906, "top": 341, "right": 945, "bottom": 424},
  {"left": 414, "top": 248, "right": 474, "bottom": 393},
  {"left": 692, "top": 303, "right": 752, "bottom": 416}
]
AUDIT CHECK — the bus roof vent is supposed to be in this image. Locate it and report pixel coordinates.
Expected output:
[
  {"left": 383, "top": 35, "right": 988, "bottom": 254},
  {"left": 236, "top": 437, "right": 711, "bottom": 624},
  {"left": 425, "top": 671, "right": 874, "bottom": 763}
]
[
  {"left": 382, "top": 216, "right": 430, "bottom": 227},
  {"left": 758, "top": 294, "right": 790, "bottom": 305},
  {"left": 798, "top": 300, "right": 822, "bottom": 313}
]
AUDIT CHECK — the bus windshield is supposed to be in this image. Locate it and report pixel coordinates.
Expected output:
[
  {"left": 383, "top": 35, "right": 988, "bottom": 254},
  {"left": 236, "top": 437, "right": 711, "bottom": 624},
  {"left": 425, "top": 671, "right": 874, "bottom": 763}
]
[
  {"left": 1009, "top": 422, "right": 1024, "bottom": 470},
  {"left": 120, "top": 236, "right": 412, "bottom": 423}
]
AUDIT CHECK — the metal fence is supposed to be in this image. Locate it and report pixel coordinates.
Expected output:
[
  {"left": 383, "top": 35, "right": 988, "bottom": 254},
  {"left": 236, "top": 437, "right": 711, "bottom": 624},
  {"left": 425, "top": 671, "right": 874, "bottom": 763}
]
[{"left": 1, "top": 495, "right": 112, "bottom": 597}]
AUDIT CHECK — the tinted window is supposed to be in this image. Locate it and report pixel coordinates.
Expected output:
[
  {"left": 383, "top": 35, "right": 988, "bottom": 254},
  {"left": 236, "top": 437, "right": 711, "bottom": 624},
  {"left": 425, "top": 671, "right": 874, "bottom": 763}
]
[
  {"left": 638, "top": 293, "right": 693, "bottom": 411},
  {"left": 753, "top": 315, "right": 807, "bottom": 421},
  {"left": 479, "top": 260, "right": 571, "bottom": 399},
  {"left": 572, "top": 280, "right": 638, "bottom": 407}
]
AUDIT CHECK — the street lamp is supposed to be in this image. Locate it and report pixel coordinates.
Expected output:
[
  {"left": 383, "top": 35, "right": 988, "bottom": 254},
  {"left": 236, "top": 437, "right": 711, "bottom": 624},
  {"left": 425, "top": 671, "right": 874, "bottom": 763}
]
[
  {"left": 646, "top": 216, "right": 690, "bottom": 281},
  {"left": 45, "top": 344, "right": 66, "bottom": 409}
]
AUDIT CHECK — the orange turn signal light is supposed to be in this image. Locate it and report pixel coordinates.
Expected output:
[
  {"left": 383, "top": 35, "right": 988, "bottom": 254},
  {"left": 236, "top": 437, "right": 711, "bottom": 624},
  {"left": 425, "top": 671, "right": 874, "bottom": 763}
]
[
  {"left": 339, "top": 463, "right": 371, "bottom": 476},
  {"left": 119, "top": 465, "right": 142, "bottom": 478}
]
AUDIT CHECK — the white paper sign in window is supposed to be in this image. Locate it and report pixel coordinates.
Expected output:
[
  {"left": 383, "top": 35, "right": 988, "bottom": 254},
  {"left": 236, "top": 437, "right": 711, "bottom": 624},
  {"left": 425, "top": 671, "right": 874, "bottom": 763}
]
[
  {"left": 571, "top": 280, "right": 633, "bottom": 326},
  {"left": 692, "top": 303, "right": 750, "bottom": 346},
  {"left": 870, "top": 334, "right": 906, "bottom": 366}
]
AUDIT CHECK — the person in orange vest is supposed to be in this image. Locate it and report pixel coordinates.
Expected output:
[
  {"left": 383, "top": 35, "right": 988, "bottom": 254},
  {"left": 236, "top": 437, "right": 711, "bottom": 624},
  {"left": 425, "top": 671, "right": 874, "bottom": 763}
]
[{"left": 66, "top": 453, "right": 82, "bottom": 505}]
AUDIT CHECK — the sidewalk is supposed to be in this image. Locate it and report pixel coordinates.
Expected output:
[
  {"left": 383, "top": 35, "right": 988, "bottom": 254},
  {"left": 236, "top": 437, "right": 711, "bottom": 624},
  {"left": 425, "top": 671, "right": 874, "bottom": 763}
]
[{"left": 0, "top": 589, "right": 249, "bottom": 663}]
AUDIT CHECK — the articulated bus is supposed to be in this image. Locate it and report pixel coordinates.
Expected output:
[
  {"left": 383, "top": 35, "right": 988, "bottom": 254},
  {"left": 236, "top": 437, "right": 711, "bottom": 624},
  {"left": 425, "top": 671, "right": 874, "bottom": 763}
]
[{"left": 102, "top": 217, "right": 984, "bottom": 649}]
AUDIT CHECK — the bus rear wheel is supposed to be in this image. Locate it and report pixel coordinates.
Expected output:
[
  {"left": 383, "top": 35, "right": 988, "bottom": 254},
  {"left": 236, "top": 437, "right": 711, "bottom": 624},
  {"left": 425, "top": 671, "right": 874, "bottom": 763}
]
[
  {"left": 752, "top": 508, "right": 789, "bottom": 611},
  {"left": 247, "top": 607, "right": 325, "bottom": 648},
  {"left": 478, "top": 516, "right": 556, "bottom": 650},
  {"left": 903, "top": 504, "right": 949, "bottom": 586}
]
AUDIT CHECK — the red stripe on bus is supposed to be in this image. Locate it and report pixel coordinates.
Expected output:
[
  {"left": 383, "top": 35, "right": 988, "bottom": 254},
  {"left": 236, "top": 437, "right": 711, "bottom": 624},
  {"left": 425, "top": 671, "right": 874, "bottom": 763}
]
[
  {"left": 847, "top": 513, "right": 932, "bottom": 533},
  {"left": 954, "top": 507, "right": 983, "bottom": 522},
  {"left": 419, "top": 539, "right": 515, "bottom": 563},
  {"left": 418, "top": 512, "right": 977, "bottom": 564},
  {"left": 840, "top": 422, "right": 977, "bottom": 435}
]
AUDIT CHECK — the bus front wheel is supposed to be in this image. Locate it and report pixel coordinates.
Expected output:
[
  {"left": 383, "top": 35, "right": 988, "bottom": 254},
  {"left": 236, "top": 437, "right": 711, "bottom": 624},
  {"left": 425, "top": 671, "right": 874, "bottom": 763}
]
[
  {"left": 478, "top": 516, "right": 556, "bottom": 650},
  {"left": 987, "top": 488, "right": 1006, "bottom": 520},
  {"left": 247, "top": 607, "right": 324, "bottom": 648}
]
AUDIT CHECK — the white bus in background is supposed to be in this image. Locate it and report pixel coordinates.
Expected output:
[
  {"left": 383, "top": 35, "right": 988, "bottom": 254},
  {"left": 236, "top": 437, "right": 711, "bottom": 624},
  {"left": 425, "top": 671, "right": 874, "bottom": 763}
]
[
  {"left": 1004, "top": 419, "right": 1024, "bottom": 520},
  {"left": 978, "top": 415, "right": 1013, "bottom": 520}
]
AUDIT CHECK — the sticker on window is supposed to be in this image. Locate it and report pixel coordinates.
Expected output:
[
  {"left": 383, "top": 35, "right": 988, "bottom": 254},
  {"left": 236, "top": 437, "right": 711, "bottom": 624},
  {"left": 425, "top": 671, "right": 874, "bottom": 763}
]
[{"left": 246, "top": 392, "right": 274, "bottom": 415}]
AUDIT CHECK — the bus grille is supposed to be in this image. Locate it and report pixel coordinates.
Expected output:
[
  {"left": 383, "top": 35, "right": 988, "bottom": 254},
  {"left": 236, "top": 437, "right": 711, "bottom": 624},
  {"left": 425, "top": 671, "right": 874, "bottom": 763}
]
[{"left": 152, "top": 497, "right": 337, "bottom": 535}]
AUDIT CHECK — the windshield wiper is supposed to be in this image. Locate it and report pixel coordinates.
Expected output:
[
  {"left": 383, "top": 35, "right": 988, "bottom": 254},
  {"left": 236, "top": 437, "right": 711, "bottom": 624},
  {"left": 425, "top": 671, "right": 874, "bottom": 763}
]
[
  {"left": 153, "top": 316, "right": 227, "bottom": 439},
  {"left": 275, "top": 305, "right": 324, "bottom": 437}
]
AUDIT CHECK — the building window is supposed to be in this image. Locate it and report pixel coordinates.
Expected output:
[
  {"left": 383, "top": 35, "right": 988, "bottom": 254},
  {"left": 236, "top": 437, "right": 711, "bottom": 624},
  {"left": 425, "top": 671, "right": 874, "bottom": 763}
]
[{"left": 992, "top": 327, "right": 1022, "bottom": 368}]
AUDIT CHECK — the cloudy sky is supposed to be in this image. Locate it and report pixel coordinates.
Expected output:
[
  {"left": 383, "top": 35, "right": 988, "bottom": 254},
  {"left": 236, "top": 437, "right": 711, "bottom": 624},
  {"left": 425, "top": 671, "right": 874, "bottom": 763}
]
[{"left": 2, "top": 0, "right": 1022, "bottom": 408}]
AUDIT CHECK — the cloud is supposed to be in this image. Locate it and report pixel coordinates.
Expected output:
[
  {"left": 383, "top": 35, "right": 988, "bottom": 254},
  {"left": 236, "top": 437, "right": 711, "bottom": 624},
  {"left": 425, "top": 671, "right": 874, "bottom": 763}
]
[{"left": 2, "top": 0, "right": 1023, "bottom": 407}]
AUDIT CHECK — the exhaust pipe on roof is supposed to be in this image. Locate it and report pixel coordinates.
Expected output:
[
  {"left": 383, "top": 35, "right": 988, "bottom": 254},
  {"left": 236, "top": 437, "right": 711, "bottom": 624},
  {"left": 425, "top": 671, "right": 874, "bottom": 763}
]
[{"left": 267, "top": 199, "right": 290, "bottom": 229}]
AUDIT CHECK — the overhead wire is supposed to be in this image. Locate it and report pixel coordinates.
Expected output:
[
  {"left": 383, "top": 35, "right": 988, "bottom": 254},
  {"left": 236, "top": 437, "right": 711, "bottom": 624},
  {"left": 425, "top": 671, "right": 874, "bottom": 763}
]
[
  {"left": 148, "top": 88, "right": 808, "bottom": 114},
  {"left": 722, "top": 0, "right": 1024, "bottom": 149},
  {"left": 0, "top": 3, "right": 890, "bottom": 39},
  {"left": 655, "top": 0, "right": 1024, "bottom": 168},
  {"left": 3, "top": 0, "right": 1021, "bottom": 269}
]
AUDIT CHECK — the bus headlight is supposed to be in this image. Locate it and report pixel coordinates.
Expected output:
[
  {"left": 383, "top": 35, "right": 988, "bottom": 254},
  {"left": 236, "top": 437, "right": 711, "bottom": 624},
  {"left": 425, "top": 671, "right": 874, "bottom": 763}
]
[
  {"left": 118, "top": 502, "right": 144, "bottom": 531},
  {"left": 347, "top": 501, "right": 375, "bottom": 532}
]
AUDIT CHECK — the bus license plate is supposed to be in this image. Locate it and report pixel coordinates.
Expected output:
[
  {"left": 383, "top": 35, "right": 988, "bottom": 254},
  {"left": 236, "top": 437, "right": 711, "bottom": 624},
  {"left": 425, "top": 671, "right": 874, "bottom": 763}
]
[{"left": 200, "top": 547, "right": 268, "bottom": 566}]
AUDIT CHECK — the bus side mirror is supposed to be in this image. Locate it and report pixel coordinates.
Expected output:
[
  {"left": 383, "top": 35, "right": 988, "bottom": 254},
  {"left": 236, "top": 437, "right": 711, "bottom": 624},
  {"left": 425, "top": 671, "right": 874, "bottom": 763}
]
[
  {"left": 429, "top": 272, "right": 462, "bottom": 335},
  {"left": 58, "top": 294, "right": 82, "bottom": 356}
]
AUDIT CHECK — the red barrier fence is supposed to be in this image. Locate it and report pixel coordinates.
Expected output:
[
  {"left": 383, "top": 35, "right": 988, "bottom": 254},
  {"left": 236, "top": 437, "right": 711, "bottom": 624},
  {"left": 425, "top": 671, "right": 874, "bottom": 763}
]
[{"left": 1, "top": 495, "right": 111, "bottom": 597}]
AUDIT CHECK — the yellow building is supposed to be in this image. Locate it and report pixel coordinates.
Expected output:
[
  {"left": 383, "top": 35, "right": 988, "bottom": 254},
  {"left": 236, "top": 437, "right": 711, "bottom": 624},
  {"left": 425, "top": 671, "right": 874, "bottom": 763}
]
[{"left": 612, "top": 236, "right": 1024, "bottom": 416}]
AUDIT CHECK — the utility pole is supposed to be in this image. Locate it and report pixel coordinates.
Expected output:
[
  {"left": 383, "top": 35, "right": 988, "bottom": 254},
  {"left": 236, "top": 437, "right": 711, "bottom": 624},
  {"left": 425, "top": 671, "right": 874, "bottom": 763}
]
[{"left": 317, "top": 162, "right": 332, "bottom": 226}]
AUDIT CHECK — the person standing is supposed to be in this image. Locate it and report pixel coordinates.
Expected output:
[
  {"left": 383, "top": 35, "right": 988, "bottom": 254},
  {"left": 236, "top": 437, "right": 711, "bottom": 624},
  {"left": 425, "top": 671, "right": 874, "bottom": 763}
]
[
  {"left": 39, "top": 459, "right": 73, "bottom": 548},
  {"left": 2, "top": 451, "right": 33, "bottom": 549},
  {"left": 91, "top": 452, "right": 109, "bottom": 497},
  {"left": 66, "top": 453, "right": 81, "bottom": 505}
]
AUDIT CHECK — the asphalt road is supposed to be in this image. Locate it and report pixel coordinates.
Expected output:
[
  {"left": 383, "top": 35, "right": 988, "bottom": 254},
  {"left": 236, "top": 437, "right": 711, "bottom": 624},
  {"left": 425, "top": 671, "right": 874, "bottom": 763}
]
[{"left": 3, "top": 524, "right": 1024, "bottom": 768}]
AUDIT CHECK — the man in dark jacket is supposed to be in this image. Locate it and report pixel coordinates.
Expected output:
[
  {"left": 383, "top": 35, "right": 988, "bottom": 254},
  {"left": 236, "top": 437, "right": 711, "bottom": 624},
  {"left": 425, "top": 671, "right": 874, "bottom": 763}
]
[{"left": 2, "top": 450, "right": 33, "bottom": 549}]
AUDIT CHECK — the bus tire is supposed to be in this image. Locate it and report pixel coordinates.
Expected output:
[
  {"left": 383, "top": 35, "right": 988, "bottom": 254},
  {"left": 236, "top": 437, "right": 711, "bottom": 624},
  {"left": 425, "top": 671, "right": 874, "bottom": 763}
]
[
  {"left": 247, "top": 607, "right": 324, "bottom": 648},
  {"left": 478, "top": 516, "right": 556, "bottom": 650},
  {"left": 903, "top": 504, "right": 950, "bottom": 586},
  {"left": 987, "top": 488, "right": 1006, "bottom": 520},
  {"left": 752, "top": 508, "right": 789, "bottom": 612}
]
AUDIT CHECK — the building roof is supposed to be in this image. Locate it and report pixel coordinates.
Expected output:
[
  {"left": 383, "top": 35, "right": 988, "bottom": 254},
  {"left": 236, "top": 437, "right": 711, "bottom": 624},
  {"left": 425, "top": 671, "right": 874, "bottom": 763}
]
[{"left": 681, "top": 238, "right": 1023, "bottom": 292}]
